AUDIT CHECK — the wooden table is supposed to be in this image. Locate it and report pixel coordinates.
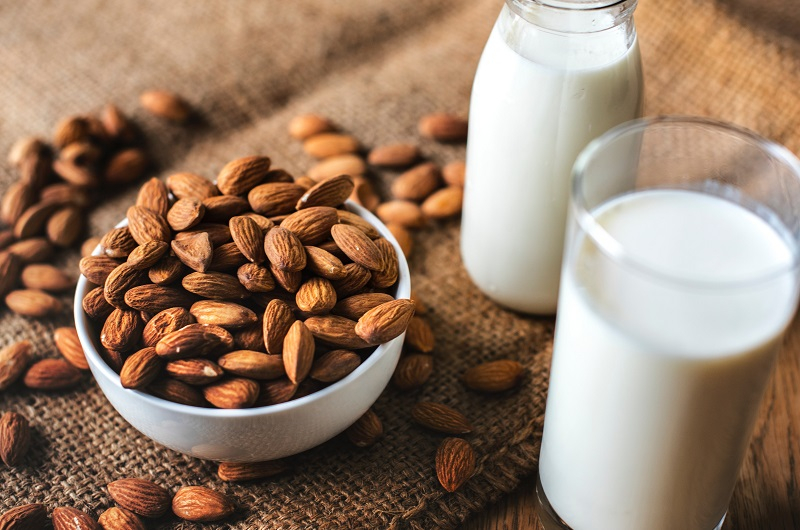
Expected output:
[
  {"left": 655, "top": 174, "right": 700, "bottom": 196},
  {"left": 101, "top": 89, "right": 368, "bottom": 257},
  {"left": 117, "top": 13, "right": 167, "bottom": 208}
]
[{"left": 463, "top": 315, "right": 800, "bottom": 529}]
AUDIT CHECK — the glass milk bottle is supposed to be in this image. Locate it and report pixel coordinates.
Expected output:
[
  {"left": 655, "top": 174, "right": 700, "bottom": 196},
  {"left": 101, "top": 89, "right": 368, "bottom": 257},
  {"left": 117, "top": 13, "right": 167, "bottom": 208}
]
[{"left": 461, "top": 0, "right": 643, "bottom": 314}]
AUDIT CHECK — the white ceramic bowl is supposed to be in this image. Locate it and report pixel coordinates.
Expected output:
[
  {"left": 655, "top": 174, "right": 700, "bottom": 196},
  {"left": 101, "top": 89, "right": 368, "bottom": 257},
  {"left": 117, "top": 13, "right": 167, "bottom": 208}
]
[{"left": 74, "top": 202, "right": 410, "bottom": 462}]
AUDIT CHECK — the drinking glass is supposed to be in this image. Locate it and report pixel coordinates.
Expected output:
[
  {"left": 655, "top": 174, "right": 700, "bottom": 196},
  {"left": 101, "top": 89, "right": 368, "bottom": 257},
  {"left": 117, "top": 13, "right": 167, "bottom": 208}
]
[{"left": 535, "top": 117, "right": 800, "bottom": 530}]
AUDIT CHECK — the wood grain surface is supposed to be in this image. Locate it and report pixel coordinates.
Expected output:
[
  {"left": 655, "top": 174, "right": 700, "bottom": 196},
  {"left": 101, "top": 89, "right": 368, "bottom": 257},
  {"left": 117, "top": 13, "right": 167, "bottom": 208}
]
[{"left": 463, "top": 314, "right": 800, "bottom": 530}]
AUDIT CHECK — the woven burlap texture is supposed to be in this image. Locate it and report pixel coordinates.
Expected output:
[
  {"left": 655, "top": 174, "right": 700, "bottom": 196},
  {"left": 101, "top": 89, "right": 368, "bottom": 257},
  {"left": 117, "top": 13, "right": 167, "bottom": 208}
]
[{"left": 1, "top": 0, "right": 799, "bottom": 528}]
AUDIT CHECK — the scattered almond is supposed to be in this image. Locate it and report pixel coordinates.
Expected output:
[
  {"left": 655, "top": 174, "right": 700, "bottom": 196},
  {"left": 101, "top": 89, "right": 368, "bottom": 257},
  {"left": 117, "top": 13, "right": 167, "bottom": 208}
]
[
  {"left": 303, "top": 133, "right": 359, "bottom": 159},
  {"left": 140, "top": 90, "right": 191, "bottom": 122},
  {"left": 288, "top": 114, "right": 335, "bottom": 140},
  {"left": 0, "top": 411, "right": 31, "bottom": 466},
  {"left": 412, "top": 402, "right": 473, "bottom": 434},
  {"left": 391, "top": 162, "right": 442, "bottom": 202},
  {"left": 0, "top": 503, "right": 49, "bottom": 529},
  {"left": 107, "top": 477, "right": 172, "bottom": 518},
  {"left": 218, "top": 459, "right": 290, "bottom": 482},
  {"left": 442, "top": 160, "right": 466, "bottom": 187},
  {"left": 392, "top": 354, "right": 433, "bottom": 390},
  {"left": 368, "top": 143, "right": 420, "bottom": 167},
  {"left": 346, "top": 408, "right": 383, "bottom": 447},
  {"left": 52, "top": 506, "right": 101, "bottom": 530},
  {"left": 23, "top": 358, "right": 83, "bottom": 390},
  {"left": 0, "top": 341, "right": 32, "bottom": 391},
  {"left": 5, "top": 289, "right": 63, "bottom": 317},
  {"left": 436, "top": 437, "right": 476, "bottom": 492},
  {"left": 462, "top": 359, "right": 524, "bottom": 392},
  {"left": 172, "top": 486, "right": 235, "bottom": 523},
  {"left": 54, "top": 327, "right": 89, "bottom": 370},
  {"left": 98, "top": 507, "right": 147, "bottom": 530},
  {"left": 421, "top": 186, "right": 463, "bottom": 219},
  {"left": 418, "top": 113, "right": 468, "bottom": 142}
]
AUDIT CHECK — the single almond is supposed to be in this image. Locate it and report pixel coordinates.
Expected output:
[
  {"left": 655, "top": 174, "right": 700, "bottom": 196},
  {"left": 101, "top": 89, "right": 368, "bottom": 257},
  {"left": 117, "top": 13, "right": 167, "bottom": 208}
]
[
  {"left": 155, "top": 323, "right": 231, "bottom": 360},
  {"left": 295, "top": 277, "right": 337, "bottom": 315},
  {"left": 310, "top": 349, "right": 361, "bottom": 383},
  {"left": 368, "top": 143, "right": 420, "bottom": 167},
  {"left": 107, "top": 477, "right": 172, "bottom": 518},
  {"left": 280, "top": 206, "right": 338, "bottom": 245},
  {"left": 21, "top": 263, "right": 75, "bottom": 292},
  {"left": 167, "top": 172, "right": 219, "bottom": 201},
  {"left": 148, "top": 378, "right": 206, "bottom": 407},
  {"left": 142, "top": 307, "right": 195, "bottom": 347},
  {"left": 303, "top": 133, "right": 359, "bottom": 159},
  {"left": 190, "top": 300, "right": 257, "bottom": 328},
  {"left": 332, "top": 292, "right": 394, "bottom": 321},
  {"left": 209, "top": 242, "right": 248, "bottom": 271},
  {"left": 172, "top": 486, "right": 235, "bottom": 523},
  {"left": 412, "top": 402, "right": 473, "bottom": 434},
  {"left": 247, "top": 182, "right": 305, "bottom": 216},
  {"left": 233, "top": 324, "right": 265, "bottom": 352},
  {"left": 165, "top": 358, "right": 224, "bottom": 385},
  {"left": 83, "top": 286, "right": 115, "bottom": 321},
  {"left": 104, "top": 263, "right": 146, "bottom": 308},
  {"left": 126, "top": 240, "right": 169, "bottom": 270},
  {"left": 405, "top": 316, "right": 435, "bottom": 353},
  {"left": 7, "top": 238, "right": 55, "bottom": 263},
  {"left": 0, "top": 181, "right": 35, "bottom": 226},
  {"left": 100, "top": 308, "right": 143, "bottom": 353},
  {"left": 167, "top": 198, "right": 205, "bottom": 231},
  {"left": 336, "top": 209, "right": 380, "bottom": 239},
  {"left": 308, "top": 154, "right": 366, "bottom": 181},
  {"left": 0, "top": 411, "right": 31, "bottom": 466},
  {"left": 217, "top": 350, "right": 284, "bottom": 380},
  {"left": 23, "top": 358, "right": 82, "bottom": 390},
  {"left": 148, "top": 256, "right": 185, "bottom": 285},
  {"left": 53, "top": 158, "right": 99, "bottom": 187},
  {"left": 345, "top": 409, "right": 383, "bottom": 448},
  {"left": 391, "top": 162, "right": 442, "bottom": 202},
  {"left": 331, "top": 263, "right": 372, "bottom": 298},
  {"left": 370, "top": 238, "right": 399, "bottom": 289},
  {"left": 375, "top": 200, "right": 427, "bottom": 229},
  {"left": 0, "top": 503, "right": 49, "bottom": 530},
  {"left": 137, "top": 177, "right": 170, "bottom": 217},
  {"left": 140, "top": 90, "right": 191, "bottom": 122},
  {"left": 5, "top": 289, "right": 63, "bottom": 317},
  {"left": 304, "top": 315, "right": 370, "bottom": 350},
  {"left": 288, "top": 114, "right": 334, "bottom": 140},
  {"left": 386, "top": 222, "right": 413, "bottom": 257},
  {"left": 269, "top": 262, "right": 302, "bottom": 293},
  {"left": 40, "top": 183, "right": 91, "bottom": 208},
  {"left": 8, "top": 136, "right": 47, "bottom": 167},
  {"left": 171, "top": 232, "right": 213, "bottom": 273},
  {"left": 392, "top": 354, "right": 433, "bottom": 390},
  {"left": 421, "top": 186, "right": 463, "bottom": 219},
  {"left": 255, "top": 378, "right": 298, "bottom": 406},
  {"left": 52, "top": 506, "right": 101, "bottom": 530},
  {"left": 296, "top": 174, "right": 354, "bottom": 210},
  {"left": 237, "top": 262, "right": 275, "bottom": 292},
  {"left": 418, "top": 113, "right": 468, "bottom": 142},
  {"left": 442, "top": 160, "right": 466, "bottom": 187},
  {"left": 126, "top": 205, "right": 171, "bottom": 245},
  {"left": 54, "top": 327, "right": 89, "bottom": 370},
  {"left": 262, "top": 299, "right": 295, "bottom": 355},
  {"left": 105, "top": 148, "right": 148, "bottom": 185},
  {"left": 101, "top": 103, "right": 139, "bottom": 144},
  {"left": 217, "top": 155, "right": 271, "bottom": 196},
  {"left": 124, "top": 285, "right": 196, "bottom": 313},
  {"left": 201, "top": 195, "right": 249, "bottom": 222},
  {"left": 53, "top": 115, "right": 93, "bottom": 148},
  {"left": 282, "top": 320, "right": 314, "bottom": 384},
  {"left": 462, "top": 359, "right": 524, "bottom": 392},
  {"left": 0, "top": 341, "right": 31, "bottom": 391},
  {"left": 355, "top": 299, "right": 415, "bottom": 345},
  {"left": 330, "top": 224, "right": 383, "bottom": 271},
  {"left": 203, "top": 377, "right": 259, "bottom": 409},
  {"left": 264, "top": 226, "right": 307, "bottom": 272},
  {"left": 436, "top": 437, "right": 476, "bottom": 492},
  {"left": 18, "top": 144, "right": 53, "bottom": 190},
  {"left": 101, "top": 227, "right": 138, "bottom": 258},
  {"left": 14, "top": 201, "right": 61, "bottom": 239},
  {"left": 304, "top": 246, "right": 346, "bottom": 280},
  {"left": 98, "top": 507, "right": 147, "bottom": 530},
  {"left": 217, "top": 459, "right": 290, "bottom": 482},
  {"left": 80, "top": 255, "right": 122, "bottom": 285},
  {"left": 229, "top": 215, "right": 265, "bottom": 263},
  {"left": 239, "top": 212, "right": 274, "bottom": 232},
  {"left": 181, "top": 271, "right": 248, "bottom": 300},
  {"left": 120, "top": 347, "right": 163, "bottom": 389}
]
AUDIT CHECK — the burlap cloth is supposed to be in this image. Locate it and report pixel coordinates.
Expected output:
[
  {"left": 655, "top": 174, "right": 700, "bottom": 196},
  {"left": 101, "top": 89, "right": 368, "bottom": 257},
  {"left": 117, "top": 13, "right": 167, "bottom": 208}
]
[{"left": 1, "top": 1, "right": 799, "bottom": 528}]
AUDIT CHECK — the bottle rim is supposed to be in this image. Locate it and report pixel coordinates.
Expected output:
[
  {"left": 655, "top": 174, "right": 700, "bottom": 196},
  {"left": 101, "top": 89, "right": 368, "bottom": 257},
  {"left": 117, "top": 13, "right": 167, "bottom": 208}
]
[{"left": 506, "top": 0, "right": 638, "bottom": 33}]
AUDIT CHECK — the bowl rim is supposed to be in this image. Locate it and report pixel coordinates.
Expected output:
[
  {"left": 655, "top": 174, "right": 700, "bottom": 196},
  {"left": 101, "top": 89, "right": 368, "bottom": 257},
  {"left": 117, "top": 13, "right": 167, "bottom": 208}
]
[{"left": 74, "top": 200, "right": 411, "bottom": 419}]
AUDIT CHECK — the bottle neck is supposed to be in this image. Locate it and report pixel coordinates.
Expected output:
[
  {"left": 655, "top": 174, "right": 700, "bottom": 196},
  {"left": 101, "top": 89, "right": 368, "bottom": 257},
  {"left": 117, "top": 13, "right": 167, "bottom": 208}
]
[{"left": 506, "top": 0, "right": 637, "bottom": 33}]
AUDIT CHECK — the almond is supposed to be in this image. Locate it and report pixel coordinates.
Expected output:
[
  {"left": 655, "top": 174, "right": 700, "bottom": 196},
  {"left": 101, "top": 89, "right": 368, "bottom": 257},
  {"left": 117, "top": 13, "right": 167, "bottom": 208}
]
[
  {"left": 59, "top": 140, "right": 101, "bottom": 167},
  {"left": 442, "top": 160, "right": 466, "bottom": 187},
  {"left": 107, "top": 477, "right": 172, "bottom": 518},
  {"left": 263, "top": 168, "right": 295, "bottom": 184},
  {"left": 201, "top": 195, "right": 249, "bottom": 222},
  {"left": 418, "top": 113, "right": 468, "bottom": 142},
  {"left": 421, "top": 186, "right": 463, "bottom": 219},
  {"left": 229, "top": 215, "right": 265, "bottom": 263},
  {"left": 303, "top": 133, "right": 359, "bottom": 159},
  {"left": 54, "top": 327, "right": 89, "bottom": 370},
  {"left": 126, "top": 240, "right": 169, "bottom": 270},
  {"left": 203, "top": 377, "right": 259, "bottom": 409},
  {"left": 155, "top": 323, "right": 230, "bottom": 360},
  {"left": 101, "top": 349, "right": 125, "bottom": 373},
  {"left": 255, "top": 378, "right": 299, "bottom": 406},
  {"left": 148, "top": 256, "right": 185, "bottom": 285},
  {"left": 82, "top": 236, "right": 102, "bottom": 257},
  {"left": 217, "top": 459, "right": 290, "bottom": 482},
  {"left": 332, "top": 293, "right": 394, "bottom": 321},
  {"left": 304, "top": 246, "right": 346, "bottom": 280},
  {"left": 190, "top": 300, "right": 256, "bottom": 328},
  {"left": 167, "top": 172, "right": 219, "bottom": 201},
  {"left": 269, "top": 263, "right": 302, "bottom": 293},
  {"left": 23, "top": 358, "right": 82, "bottom": 390},
  {"left": 0, "top": 181, "right": 35, "bottom": 226},
  {"left": 0, "top": 230, "right": 12, "bottom": 250},
  {"left": 18, "top": 144, "right": 52, "bottom": 190},
  {"left": 126, "top": 206, "right": 171, "bottom": 245},
  {"left": 367, "top": 143, "right": 420, "bottom": 167},
  {"left": 436, "top": 438, "right": 476, "bottom": 492},
  {"left": 391, "top": 162, "right": 442, "bottom": 201},
  {"left": 331, "top": 263, "right": 372, "bottom": 298},
  {"left": 247, "top": 182, "right": 305, "bottom": 216},
  {"left": 217, "top": 350, "right": 284, "bottom": 380},
  {"left": 171, "top": 232, "right": 213, "bottom": 273},
  {"left": 5, "top": 289, "right": 62, "bottom": 317},
  {"left": 172, "top": 486, "right": 235, "bottom": 523},
  {"left": 98, "top": 507, "right": 147, "bottom": 530},
  {"left": 412, "top": 402, "right": 473, "bottom": 434},
  {"left": 405, "top": 316, "right": 435, "bottom": 353},
  {"left": 0, "top": 341, "right": 31, "bottom": 391},
  {"left": 370, "top": 238, "right": 399, "bottom": 289},
  {"left": 296, "top": 174, "right": 354, "bottom": 210},
  {"left": 392, "top": 354, "right": 433, "bottom": 390},
  {"left": 375, "top": 200, "right": 427, "bottom": 229},
  {"left": 52, "top": 506, "right": 101, "bottom": 530},
  {"left": 101, "top": 308, "right": 143, "bottom": 353},
  {"left": 462, "top": 359, "right": 524, "bottom": 392},
  {"left": 304, "top": 315, "right": 370, "bottom": 350},
  {"left": 124, "top": 285, "right": 196, "bottom": 313},
  {"left": 345, "top": 409, "right": 383, "bottom": 447},
  {"left": 330, "top": 224, "right": 383, "bottom": 271},
  {"left": 0, "top": 503, "right": 49, "bottom": 529},
  {"left": 119, "top": 347, "right": 163, "bottom": 389},
  {"left": 308, "top": 154, "right": 366, "bottom": 181},
  {"left": 239, "top": 212, "right": 274, "bottom": 232},
  {"left": 21, "top": 263, "right": 75, "bottom": 292},
  {"left": 262, "top": 299, "right": 295, "bottom": 355},
  {"left": 237, "top": 262, "right": 275, "bottom": 292},
  {"left": 167, "top": 198, "right": 205, "bottom": 231},
  {"left": 80, "top": 255, "right": 121, "bottom": 285},
  {"left": 104, "top": 263, "right": 146, "bottom": 308},
  {"left": 53, "top": 115, "right": 92, "bottom": 148},
  {"left": 336, "top": 209, "right": 380, "bottom": 239},
  {"left": 182, "top": 272, "right": 248, "bottom": 300},
  {"left": 8, "top": 136, "right": 46, "bottom": 167},
  {"left": 142, "top": 307, "right": 195, "bottom": 348},
  {"left": 0, "top": 251, "right": 20, "bottom": 300},
  {"left": 297, "top": 176, "right": 317, "bottom": 189},
  {"left": 386, "top": 222, "right": 413, "bottom": 257},
  {"left": 288, "top": 114, "right": 334, "bottom": 140},
  {"left": 101, "top": 227, "right": 138, "bottom": 258},
  {"left": 7, "top": 238, "right": 55, "bottom": 263},
  {"left": 355, "top": 299, "right": 414, "bottom": 345},
  {"left": 165, "top": 358, "right": 224, "bottom": 385},
  {"left": 83, "top": 286, "right": 115, "bottom": 321},
  {"left": 264, "top": 226, "right": 307, "bottom": 272},
  {"left": 282, "top": 320, "right": 314, "bottom": 384},
  {"left": 295, "top": 277, "right": 336, "bottom": 315},
  {"left": 105, "top": 148, "right": 148, "bottom": 185},
  {"left": 233, "top": 324, "right": 265, "bottom": 352},
  {"left": 101, "top": 103, "right": 139, "bottom": 144},
  {"left": 280, "top": 206, "right": 338, "bottom": 245},
  {"left": 209, "top": 242, "right": 248, "bottom": 271},
  {"left": 14, "top": 201, "right": 61, "bottom": 239},
  {"left": 148, "top": 378, "right": 206, "bottom": 407},
  {"left": 349, "top": 175, "right": 381, "bottom": 212},
  {"left": 53, "top": 158, "right": 99, "bottom": 187},
  {"left": 0, "top": 411, "right": 31, "bottom": 466},
  {"left": 40, "top": 183, "right": 91, "bottom": 208},
  {"left": 310, "top": 349, "right": 361, "bottom": 383},
  {"left": 140, "top": 89, "right": 191, "bottom": 122},
  {"left": 136, "top": 177, "right": 170, "bottom": 216},
  {"left": 217, "top": 155, "right": 271, "bottom": 196}
]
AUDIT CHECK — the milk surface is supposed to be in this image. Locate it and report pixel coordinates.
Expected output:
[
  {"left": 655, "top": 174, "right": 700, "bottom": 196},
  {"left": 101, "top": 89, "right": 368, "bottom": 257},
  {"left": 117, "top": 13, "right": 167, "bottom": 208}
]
[
  {"left": 461, "top": 11, "right": 643, "bottom": 314},
  {"left": 539, "top": 189, "right": 797, "bottom": 530}
]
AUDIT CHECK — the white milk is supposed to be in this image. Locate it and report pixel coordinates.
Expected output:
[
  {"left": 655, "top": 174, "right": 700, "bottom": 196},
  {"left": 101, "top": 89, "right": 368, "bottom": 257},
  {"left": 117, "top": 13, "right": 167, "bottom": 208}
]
[
  {"left": 538, "top": 189, "right": 798, "bottom": 530},
  {"left": 461, "top": 7, "right": 643, "bottom": 314}
]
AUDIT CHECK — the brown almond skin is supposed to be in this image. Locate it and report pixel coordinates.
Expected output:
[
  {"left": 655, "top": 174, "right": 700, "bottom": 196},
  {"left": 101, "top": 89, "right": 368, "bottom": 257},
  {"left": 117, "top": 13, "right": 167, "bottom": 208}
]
[
  {"left": 80, "top": 256, "right": 121, "bottom": 285},
  {"left": 201, "top": 195, "right": 249, "bottom": 222},
  {"left": 140, "top": 89, "right": 191, "bottom": 122},
  {"left": 217, "top": 459, "right": 290, "bottom": 482},
  {"left": 436, "top": 437, "right": 476, "bottom": 492},
  {"left": 330, "top": 224, "right": 383, "bottom": 271},
  {"left": 462, "top": 359, "right": 524, "bottom": 392},
  {"left": 203, "top": 377, "right": 259, "bottom": 409},
  {"left": 296, "top": 174, "right": 354, "bottom": 209},
  {"left": 98, "top": 506, "right": 147, "bottom": 530},
  {"left": 182, "top": 272, "right": 248, "bottom": 300},
  {"left": 229, "top": 215, "right": 265, "bottom": 263},
  {"left": 442, "top": 160, "right": 466, "bottom": 187},
  {"left": 83, "top": 286, "right": 115, "bottom": 321},
  {"left": 418, "top": 113, "right": 469, "bottom": 142},
  {"left": 7, "top": 238, "right": 55, "bottom": 263},
  {"left": 295, "top": 277, "right": 337, "bottom": 315},
  {"left": 5, "top": 289, "right": 63, "bottom": 317},
  {"left": 81, "top": 236, "right": 102, "bottom": 258},
  {"left": 308, "top": 154, "right": 366, "bottom": 181},
  {"left": 52, "top": 506, "right": 101, "bottom": 530},
  {"left": 405, "top": 316, "right": 435, "bottom": 353},
  {"left": 288, "top": 114, "right": 334, "bottom": 140},
  {"left": 148, "top": 256, "right": 185, "bottom": 285},
  {"left": 190, "top": 300, "right": 257, "bottom": 328},
  {"left": 172, "top": 486, "right": 235, "bottom": 522},
  {"left": 349, "top": 175, "right": 381, "bottom": 212},
  {"left": 355, "top": 299, "right": 415, "bottom": 345},
  {"left": 148, "top": 378, "right": 207, "bottom": 407},
  {"left": 0, "top": 411, "right": 31, "bottom": 466},
  {"left": 304, "top": 315, "right": 370, "bottom": 350},
  {"left": 391, "top": 162, "right": 442, "bottom": 202},
  {"left": 137, "top": 177, "right": 170, "bottom": 217},
  {"left": 23, "top": 358, "right": 82, "bottom": 391},
  {"left": 282, "top": 320, "right": 314, "bottom": 384},
  {"left": 367, "top": 143, "right": 420, "bottom": 167},
  {"left": 392, "top": 354, "right": 434, "bottom": 390},
  {"left": 107, "top": 477, "right": 172, "bottom": 518},
  {"left": 217, "top": 350, "right": 284, "bottom": 380},
  {"left": 126, "top": 240, "right": 169, "bottom": 270},
  {"left": 21, "top": 264, "right": 74, "bottom": 292},
  {"left": 263, "top": 299, "right": 295, "bottom": 355},
  {"left": 0, "top": 503, "right": 49, "bottom": 530},
  {"left": 375, "top": 200, "right": 427, "bottom": 229},
  {"left": 155, "top": 323, "right": 230, "bottom": 360},
  {"left": 346, "top": 409, "right": 383, "bottom": 448},
  {"left": 0, "top": 341, "right": 32, "bottom": 391},
  {"left": 269, "top": 262, "right": 302, "bottom": 293},
  {"left": 105, "top": 148, "right": 148, "bottom": 185},
  {"left": 14, "top": 201, "right": 61, "bottom": 239},
  {"left": 303, "top": 133, "right": 359, "bottom": 159},
  {"left": 421, "top": 186, "right": 464, "bottom": 219},
  {"left": 411, "top": 402, "right": 473, "bottom": 434},
  {"left": 209, "top": 242, "right": 249, "bottom": 272},
  {"left": 280, "top": 206, "right": 338, "bottom": 245},
  {"left": 165, "top": 358, "right": 224, "bottom": 385},
  {"left": 233, "top": 324, "right": 265, "bottom": 352},
  {"left": 247, "top": 182, "right": 305, "bottom": 217},
  {"left": 120, "top": 347, "right": 163, "bottom": 389},
  {"left": 217, "top": 155, "right": 271, "bottom": 196},
  {"left": 332, "top": 292, "right": 394, "bottom": 321},
  {"left": 104, "top": 263, "right": 146, "bottom": 308},
  {"left": 304, "top": 246, "right": 346, "bottom": 281},
  {"left": 337, "top": 210, "right": 382, "bottom": 239},
  {"left": 167, "top": 172, "right": 220, "bottom": 201},
  {"left": 386, "top": 222, "right": 413, "bottom": 257},
  {"left": 54, "top": 327, "right": 89, "bottom": 370},
  {"left": 142, "top": 307, "right": 195, "bottom": 347},
  {"left": 264, "top": 226, "right": 307, "bottom": 272},
  {"left": 101, "top": 308, "right": 143, "bottom": 353},
  {"left": 0, "top": 252, "right": 22, "bottom": 300},
  {"left": 0, "top": 181, "right": 36, "bottom": 226},
  {"left": 370, "top": 238, "right": 399, "bottom": 289},
  {"left": 237, "top": 263, "right": 275, "bottom": 292},
  {"left": 171, "top": 232, "right": 213, "bottom": 273},
  {"left": 310, "top": 350, "right": 361, "bottom": 383},
  {"left": 167, "top": 198, "right": 205, "bottom": 231},
  {"left": 126, "top": 206, "right": 171, "bottom": 245},
  {"left": 101, "top": 103, "right": 139, "bottom": 144}
]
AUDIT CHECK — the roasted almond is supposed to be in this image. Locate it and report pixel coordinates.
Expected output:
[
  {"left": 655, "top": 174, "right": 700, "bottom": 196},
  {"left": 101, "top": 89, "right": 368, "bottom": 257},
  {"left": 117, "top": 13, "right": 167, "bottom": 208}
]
[
  {"left": 303, "top": 133, "right": 359, "bottom": 159},
  {"left": 155, "top": 323, "right": 231, "bottom": 360},
  {"left": 391, "top": 162, "right": 442, "bottom": 202},
  {"left": 421, "top": 186, "right": 463, "bottom": 219},
  {"left": 101, "top": 227, "right": 138, "bottom": 258},
  {"left": 0, "top": 411, "right": 31, "bottom": 466},
  {"left": 288, "top": 114, "right": 334, "bottom": 140},
  {"left": 375, "top": 200, "right": 426, "bottom": 229},
  {"left": 264, "top": 226, "right": 307, "bottom": 272},
  {"left": 282, "top": 320, "right": 314, "bottom": 384},
  {"left": 53, "top": 158, "right": 99, "bottom": 187},
  {"left": 392, "top": 354, "right": 433, "bottom": 390},
  {"left": 167, "top": 172, "right": 219, "bottom": 201},
  {"left": 304, "top": 315, "right": 370, "bottom": 350},
  {"left": 262, "top": 299, "right": 295, "bottom": 355},
  {"left": 412, "top": 402, "right": 473, "bottom": 434},
  {"left": 190, "top": 300, "right": 257, "bottom": 328},
  {"left": 368, "top": 143, "right": 420, "bottom": 167},
  {"left": 239, "top": 212, "right": 274, "bottom": 232},
  {"left": 217, "top": 459, "right": 290, "bottom": 482},
  {"left": 80, "top": 255, "right": 121, "bottom": 285},
  {"left": 140, "top": 89, "right": 191, "bottom": 122},
  {"left": 217, "top": 155, "right": 271, "bottom": 196},
  {"left": 330, "top": 224, "right": 383, "bottom": 271},
  {"left": 98, "top": 507, "right": 147, "bottom": 530},
  {"left": 310, "top": 349, "right": 361, "bottom": 383},
  {"left": 255, "top": 378, "right": 297, "bottom": 406},
  {"left": 171, "top": 232, "right": 213, "bottom": 273},
  {"left": 120, "top": 347, "right": 163, "bottom": 389},
  {"left": 126, "top": 206, "right": 171, "bottom": 245},
  {"left": 331, "top": 263, "right": 372, "bottom": 298},
  {"left": 436, "top": 437, "right": 476, "bottom": 492},
  {"left": 237, "top": 263, "right": 275, "bottom": 292},
  {"left": 0, "top": 503, "right": 49, "bottom": 530},
  {"left": 83, "top": 286, "right": 115, "bottom": 321},
  {"left": 203, "top": 377, "right": 259, "bottom": 409},
  {"left": 280, "top": 206, "right": 338, "bottom": 245},
  {"left": 405, "top": 316, "right": 435, "bottom": 353},
  {"left": 167, "top": 198, "right": 205, "bottom": 231},
  {"left": 247, "top": 182, "right": 305, "bottom": 217},
  {"left": 304, "top": 246, "right": 346, "bottom": 280},
  {"left": 296, "top": 174, "right": 354, "bottom": 210},
  {"left": 172, "top": 486, "right": 235, "bottom": 523},
  {"left": 165, "top": 358, "right": 224, "bottom": 385},
  {"left": 5, "top": 289, "right": 62, "bottom": 317},
  {"left": 105, "top": 148, "right": 148, "bottom": 185},
  {"left": 54, "top": 327, "right": 89, "bottom": 370},
  {"left": 462, "top": 359, "right": 524, "bottom": 392},
  {"left": 355, "top": 299, "right": 415, "bottom": 345},
  {"left": 52, "top": 506, "right": 101, "bottom": 530},
  {"left": 308, "top": 154, "right": 366, "bottom": 181},
  {"left": 148, "top": 378, "right": 206, "bottom": 407},
  {"left": 182, "top": 271, "right": 248, "bottom": 300},
  {"left": 21, "top": 263, "right": 75, "bottom": 292},
  {"left": 217, "top": 350, "right": 284, "bottom": 380},
  {"left": 101, "top": 308, "right": 143, "bottom": 353},
  {"left": 126, "top": 240, "right": 169, "bottom": 270},
  {"left": 345, "top": 409, "right": 383, "bottom": 448},
  {"left": 18, "top": 144, "right": 53, "bottom": 190},
  {"left": 418, "top": 113, "right": 468, "bottom": 142},
  {"left": 442, "top": 160, "right": 466, "bottom": 187},
  {"left": 0, "top": 341, "right": 31, "bottom": 391},
  {"left": 107, "top": 477, "right": 172, "bottom": 518},
  {"left": 332, "top": 292, "right": 394, "bottom": 321},
  {"left": 104, "top": 263, "right": 146, "bottom": 308},
  {"left": 229, "top": 215, "right": 265, "bottom": 263},
  {"left": 295, "top": 277, "right": 336, "bottom": 315},
  {"left": 101, "top": 348, "right": 126, "bottom": 373},
  {"left": 136, "top": 177, "right": 170, "bottom": 217},
  {"left": 23, "top": 358, "right": 83, "bottom": 390}
]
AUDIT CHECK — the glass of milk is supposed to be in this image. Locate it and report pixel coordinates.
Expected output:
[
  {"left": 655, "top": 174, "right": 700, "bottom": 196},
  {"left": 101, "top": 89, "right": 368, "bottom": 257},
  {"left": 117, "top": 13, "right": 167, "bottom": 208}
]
[
  {"left": 536, "top": 117, "right": 800, "bottom": 530},
  {"left": 461, "top": 0, "right": 643, "bottom": 315}
]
